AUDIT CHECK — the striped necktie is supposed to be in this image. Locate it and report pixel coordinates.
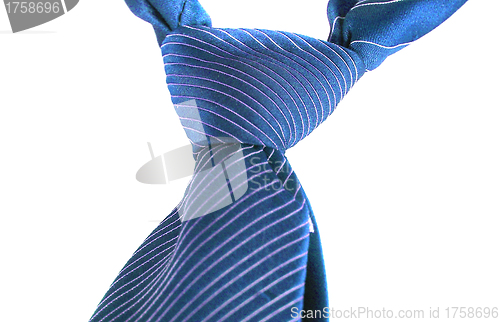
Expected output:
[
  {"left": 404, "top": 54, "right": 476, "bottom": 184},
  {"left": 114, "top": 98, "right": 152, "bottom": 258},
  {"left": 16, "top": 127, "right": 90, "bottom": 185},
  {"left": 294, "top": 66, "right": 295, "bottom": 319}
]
[{"left": 89, "top": 1, "right": 468, "bottom": 321}]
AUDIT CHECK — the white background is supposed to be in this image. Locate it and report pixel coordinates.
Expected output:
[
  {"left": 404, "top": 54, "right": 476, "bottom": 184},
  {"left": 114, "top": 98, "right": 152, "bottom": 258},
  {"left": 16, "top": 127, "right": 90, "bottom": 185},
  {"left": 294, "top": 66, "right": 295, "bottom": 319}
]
[{"left": 1, "top": 1, "right": 499, "bottom": 321}]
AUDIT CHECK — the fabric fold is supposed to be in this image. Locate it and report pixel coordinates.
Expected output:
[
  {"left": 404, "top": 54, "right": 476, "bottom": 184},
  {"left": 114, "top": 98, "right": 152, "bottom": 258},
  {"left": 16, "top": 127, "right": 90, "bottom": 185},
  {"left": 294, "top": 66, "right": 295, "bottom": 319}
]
[
  {"left": 124, "top": 0, "right": 212, "bottom": 45},
  {"left": 327, "top": 0, "right": 468, "bottom": 70}
]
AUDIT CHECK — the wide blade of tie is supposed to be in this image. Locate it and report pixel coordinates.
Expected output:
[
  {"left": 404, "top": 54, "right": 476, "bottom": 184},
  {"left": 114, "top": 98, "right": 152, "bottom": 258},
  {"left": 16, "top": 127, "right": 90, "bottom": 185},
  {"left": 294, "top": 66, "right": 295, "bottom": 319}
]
[{"left": 89, "top": 1, "right": 468, "bottom": 321}]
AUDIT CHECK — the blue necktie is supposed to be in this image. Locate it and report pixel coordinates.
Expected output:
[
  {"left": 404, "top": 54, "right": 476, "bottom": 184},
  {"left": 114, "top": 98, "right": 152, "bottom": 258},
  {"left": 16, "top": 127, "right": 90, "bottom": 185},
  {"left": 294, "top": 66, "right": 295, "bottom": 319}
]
[{"left": 89, "top": 1, "right": 467, "bottom": 321}]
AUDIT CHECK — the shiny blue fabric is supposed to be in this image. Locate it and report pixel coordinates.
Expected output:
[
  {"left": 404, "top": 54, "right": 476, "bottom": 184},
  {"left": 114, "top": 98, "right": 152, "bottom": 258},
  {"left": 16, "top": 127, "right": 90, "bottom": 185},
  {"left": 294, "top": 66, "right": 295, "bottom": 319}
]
[
  {"left": 124, "top": 0, "right": 212, "bottom": 45},
  {"left": 89, "top": 1, "right": 468, "bottom": 321},
  {"left": 327, "top": 0, "right": 468, "bottom": 70}
]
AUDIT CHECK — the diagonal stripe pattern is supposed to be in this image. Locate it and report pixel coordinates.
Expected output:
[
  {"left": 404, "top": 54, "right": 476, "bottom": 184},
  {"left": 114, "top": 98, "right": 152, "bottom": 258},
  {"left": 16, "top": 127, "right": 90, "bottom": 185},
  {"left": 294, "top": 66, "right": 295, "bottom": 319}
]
[
  {"left": 164, "top": 26, "right": 365, "bottom": 152},
  {"left": 90, "top": 143, "right": 316, "bottom": 321}
]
